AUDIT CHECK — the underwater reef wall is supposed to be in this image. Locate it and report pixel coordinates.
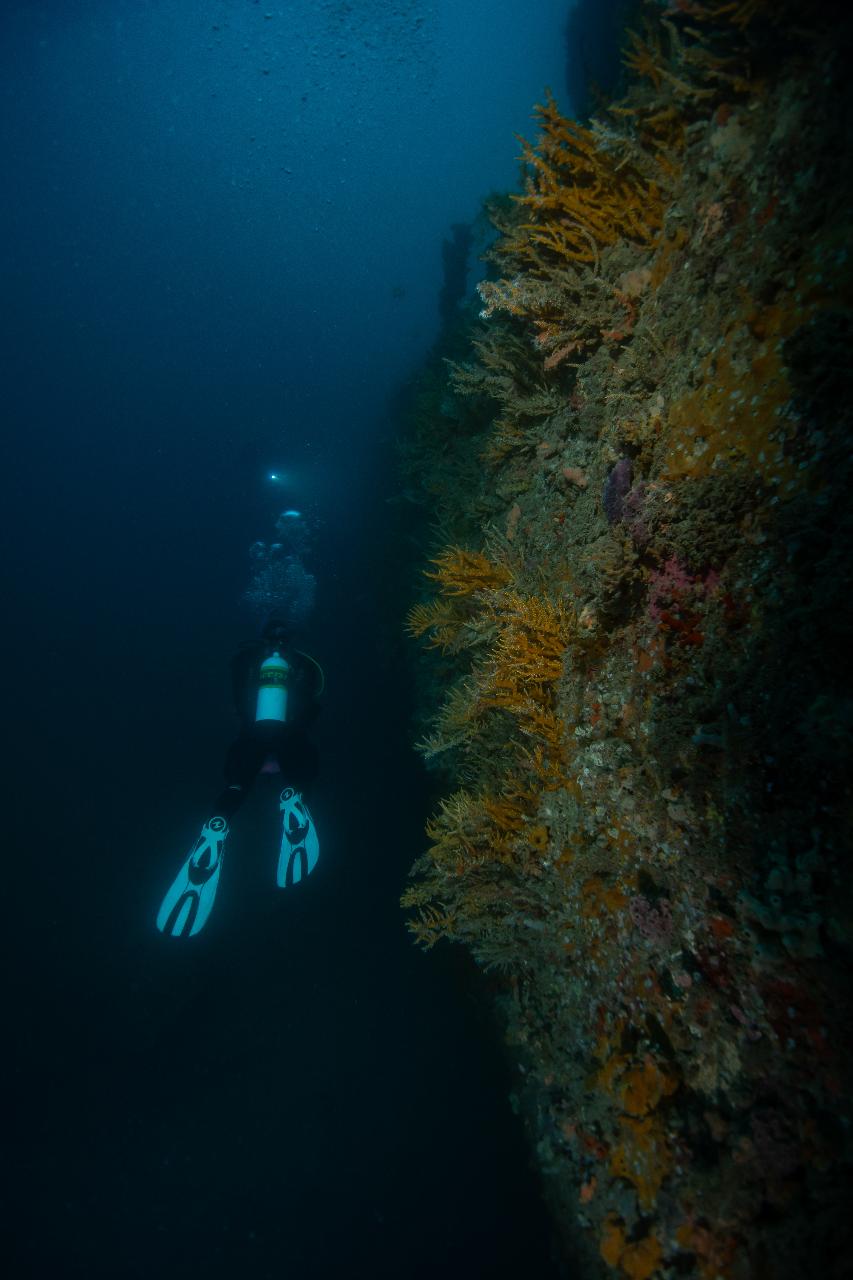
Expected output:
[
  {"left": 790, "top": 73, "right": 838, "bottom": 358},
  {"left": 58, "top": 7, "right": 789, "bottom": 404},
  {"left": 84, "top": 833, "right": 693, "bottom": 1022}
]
[{"left": 400, "top": 2, "right": 853, "bottom": 1276}]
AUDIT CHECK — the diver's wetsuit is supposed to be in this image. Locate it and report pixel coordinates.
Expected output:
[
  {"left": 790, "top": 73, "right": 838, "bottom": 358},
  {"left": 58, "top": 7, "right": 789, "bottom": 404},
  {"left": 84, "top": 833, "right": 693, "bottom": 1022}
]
[{"left": 213, "top": 641, "right": 321, "bottom": 820}]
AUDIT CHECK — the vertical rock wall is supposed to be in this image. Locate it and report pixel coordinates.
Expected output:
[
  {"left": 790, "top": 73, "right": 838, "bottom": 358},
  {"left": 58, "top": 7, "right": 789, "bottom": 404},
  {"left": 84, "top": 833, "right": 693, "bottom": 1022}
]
[{"left": 400, "top": 3, "right": 853, "bottom": 1276}]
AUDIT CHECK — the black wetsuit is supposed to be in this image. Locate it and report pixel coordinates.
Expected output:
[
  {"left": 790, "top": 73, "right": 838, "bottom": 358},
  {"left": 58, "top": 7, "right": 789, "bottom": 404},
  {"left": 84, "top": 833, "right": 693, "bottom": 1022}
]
[{"left": 213, "top": 642, "right": 321, "bottom": 820}]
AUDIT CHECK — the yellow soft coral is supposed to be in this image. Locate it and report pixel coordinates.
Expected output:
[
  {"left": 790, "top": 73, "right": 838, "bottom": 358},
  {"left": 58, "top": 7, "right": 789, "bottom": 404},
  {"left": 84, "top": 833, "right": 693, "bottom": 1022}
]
[
  {"left": 502, "top": 91, "right": 663, "bottom": 270},
  {"left": 423, "top": 790, "right": 485, "bottom": 868},
  {"left": 405, "top": 598, "right": 465, "bottom": 651},
  {"left": 690, "top": 0, "right": 768, "bottom": 29},
  {"left": 415, "top": 679, "right": 481, "bottom": 760},
  {"left": 624, "top": 26, "right": 715, "bottom": 103},
  {"left": 404, "top": 904, "right": 457, "bottom": 950},
  {"left": 407, "top": 549, "right": 513, "bottom": 651},
  {"left": 482, "top": 592, "right": 573, "bottom": 699},
  {"left": 425, "top": 546, "right": 512, "bottom": 597}
]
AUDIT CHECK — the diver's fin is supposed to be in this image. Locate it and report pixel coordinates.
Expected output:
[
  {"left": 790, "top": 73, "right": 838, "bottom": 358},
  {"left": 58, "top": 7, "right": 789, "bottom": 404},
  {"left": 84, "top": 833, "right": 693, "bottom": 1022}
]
[
  {"left": 277, "top": 787, "right": 319, "bottom": 887},
  {"left": 156, "top": 815, "right": 229, "bottom": 937}
]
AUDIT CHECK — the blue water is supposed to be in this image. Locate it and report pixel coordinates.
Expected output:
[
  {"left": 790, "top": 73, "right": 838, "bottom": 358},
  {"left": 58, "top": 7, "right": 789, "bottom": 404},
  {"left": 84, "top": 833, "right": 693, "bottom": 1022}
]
[{"left": 1, "top": 2, "right": 604, "bottom": 1276}]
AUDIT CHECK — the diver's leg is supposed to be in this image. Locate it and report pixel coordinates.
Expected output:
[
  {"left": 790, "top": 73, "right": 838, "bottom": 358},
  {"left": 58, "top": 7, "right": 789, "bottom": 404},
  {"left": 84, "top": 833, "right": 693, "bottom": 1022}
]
[
  {"left": 273, "top": 729, "right": 318, "bottom": 798},
  {"left": 156, "top": 814, "right": 230, "bottom": 938},
  {"left": 155, "top": 730, "right": 262, "bottom": 937},
  {"left": 212, "top": 728, "right": 267, "bottom": 819},
  {"left": 211, "top": 782, "right": 247, "bottom": 822},
  {"left": 273, "top": 729, "right": 320, "bottom": 887}
]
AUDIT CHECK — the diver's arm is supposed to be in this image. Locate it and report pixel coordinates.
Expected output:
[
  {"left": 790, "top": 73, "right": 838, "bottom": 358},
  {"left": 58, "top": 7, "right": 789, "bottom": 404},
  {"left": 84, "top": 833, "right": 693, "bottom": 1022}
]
[
  {"left": 284, "top": 651, "right": 323, "bottom": 727},
  {"left": 294, "top": 649, "right": 325, "bottom": 701}
]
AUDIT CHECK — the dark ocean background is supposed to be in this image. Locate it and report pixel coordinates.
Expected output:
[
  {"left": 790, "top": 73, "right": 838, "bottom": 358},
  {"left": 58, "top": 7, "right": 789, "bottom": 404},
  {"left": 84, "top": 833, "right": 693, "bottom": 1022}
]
[{"left": 2, "top": 2, "right": 622, "bottom": 1276}]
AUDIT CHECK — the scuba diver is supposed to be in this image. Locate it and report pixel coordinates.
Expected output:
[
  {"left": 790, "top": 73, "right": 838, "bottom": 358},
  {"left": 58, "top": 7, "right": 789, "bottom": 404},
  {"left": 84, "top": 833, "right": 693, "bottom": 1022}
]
[{"left": 156, "top": 616, "right": 325, "bottom": 938}]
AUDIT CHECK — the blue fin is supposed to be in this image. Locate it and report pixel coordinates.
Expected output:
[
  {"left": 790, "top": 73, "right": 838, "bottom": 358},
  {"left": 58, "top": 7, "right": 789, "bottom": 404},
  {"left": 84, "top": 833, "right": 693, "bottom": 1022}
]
[
  {"left": 156, "top": 816, "right": 229, "bottom": 937},
  {"left": 277, "top": 788, "right": 319, "bottom": 887}
]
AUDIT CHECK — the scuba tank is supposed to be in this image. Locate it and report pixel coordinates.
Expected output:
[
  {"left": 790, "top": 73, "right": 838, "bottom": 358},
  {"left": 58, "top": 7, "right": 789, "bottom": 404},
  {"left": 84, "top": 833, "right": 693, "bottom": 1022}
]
[{"left": 255, "top": 650, "right": 290, "bottom": 722}]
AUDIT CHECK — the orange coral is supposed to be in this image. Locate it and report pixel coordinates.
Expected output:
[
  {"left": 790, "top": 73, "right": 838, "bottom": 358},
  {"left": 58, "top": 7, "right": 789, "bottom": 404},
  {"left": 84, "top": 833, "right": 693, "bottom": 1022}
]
[
  {"left": 425, "top": 546, "right": 512, "bottom": 597},
  {"left": 688, "top": 0, "right": 769, "bottom": 29},
  {"left": 621, "top": 1234, "right": 663, "bottom": 1280},
  {"left": 481, "top": 592, "right": 572, "bottom": 699},
  {"left": 620, "top": 1057, "right": 679, "bottom": 1116},
  {"left": 422, "top": 790, "right": 485, "bottom": 870},
  {"left": 501, "top": 91, "right": 663, "bottom": 270},
  {"left": 421, "top": 781, "right": 542, "bottom": 880},
  {"left": 405, "top": 904, "right": 458, "bottom": 950},
  {"left": 601, "top": 1215, "right": 627, "bottom": 1269},
  {"left": 624, "top": 28, "right": 666, "bottom": 91},
  {"left": 407, "top": 548, "right": 513, "bottom": 651},
  {"left": 610, "top": 1114, "right": 673, "bottom": 1208},
  {"left": 663, "top": 327, "right": 795, "bottom": 486},
  {"left": 624, "top": 27, "right": 713, "bottom": 103},
  {"left": 405, "top": 597, "right": 466, "bottom": 652},
  {"left": 601, "top": 1216, "right": 662, "bottom": 1279},
  {"left": 582, "top": 877, "right": 629, "bottom": 921},
  {"left": 475, "top": 592, "right": 575, "bottom": 782},
  {"left": 483, "top": 793, "right": 530, "bottom": 836},
  {"left": 526, "top": 824, "right": 550, "bottom": 852}
]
